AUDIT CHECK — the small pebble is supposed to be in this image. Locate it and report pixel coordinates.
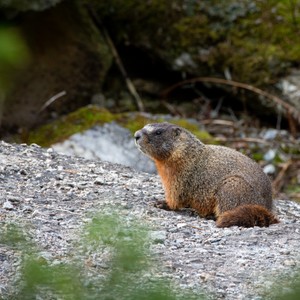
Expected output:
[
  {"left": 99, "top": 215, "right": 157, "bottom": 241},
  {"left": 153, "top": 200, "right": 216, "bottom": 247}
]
[{"left": 3, "top": 201, "right": 14, "bottom": 210}]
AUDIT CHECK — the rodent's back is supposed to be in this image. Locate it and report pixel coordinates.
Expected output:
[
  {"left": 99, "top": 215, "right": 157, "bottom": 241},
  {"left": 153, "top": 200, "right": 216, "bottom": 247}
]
[{"left": 189, "top": 144, "right": 272, "bottom": 209}]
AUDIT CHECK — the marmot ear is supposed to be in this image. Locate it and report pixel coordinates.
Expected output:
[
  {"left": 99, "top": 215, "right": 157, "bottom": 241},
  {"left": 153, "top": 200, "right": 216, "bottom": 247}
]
[{"left": 174, "top": 127, "right": 182, "bottom": 136}]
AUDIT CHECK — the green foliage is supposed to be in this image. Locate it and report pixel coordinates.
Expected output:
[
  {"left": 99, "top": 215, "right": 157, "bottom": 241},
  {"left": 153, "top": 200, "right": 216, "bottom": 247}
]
[
  {"left": 0, "top": 28, "right": 28, "bottom": 66},
  {"left": 118, "top": 112, "right": 157, "bottom": 134},
  {"left": 283, "top": 287, "right": 300, "bottom": 300},
  {"left": 83, "top": 214, "right": 150, "bottom": 273},
  {"left": 0, "top": 223, "right": 32, "bottom": 249},
  {"left": 83, "top": 214, "right": 161, "bottom": 299},
  {"left": 170, "top": 119, "right": 214, "bottom": 143},
  {"left": 0, "top": 224, "right": 83, "bottom": 299},
  {"left": 0, "top": 214, "right": 203, "bottom": 300},
  {"left": 270, "top": 273, "right": 300, "bottom": 300},
  {"left": 20, "top": 259, "right": 84, "bottom": 300},
  {"left": 0, "top": 26, "right": 30, "bottom": 92},
  {"left": 252, "top": 152, "right": 264, "bottom": 162}
]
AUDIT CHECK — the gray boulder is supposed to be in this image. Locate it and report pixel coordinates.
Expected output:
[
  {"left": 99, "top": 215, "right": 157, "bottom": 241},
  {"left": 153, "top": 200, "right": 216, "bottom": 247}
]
[{"left": 52, "top": 122, "right": 156, "bottom": 174}]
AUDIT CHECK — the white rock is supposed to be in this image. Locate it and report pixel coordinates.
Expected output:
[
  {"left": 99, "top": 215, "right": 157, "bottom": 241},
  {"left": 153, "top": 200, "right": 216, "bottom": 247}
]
[
  {"left": 263, "top": 149, "right": 276, "bottom": 161},
  {"left": 263, "top": 164, "right": 276, "bottom": 174},
  {"left": 3, "top": 201, "right": 14, "bottom": 210}
]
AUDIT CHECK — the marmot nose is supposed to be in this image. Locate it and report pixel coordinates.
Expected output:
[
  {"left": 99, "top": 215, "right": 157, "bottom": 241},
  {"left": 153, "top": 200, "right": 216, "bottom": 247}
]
[{"left": 134, "top": 130, "right": 142, "bottom": 141}]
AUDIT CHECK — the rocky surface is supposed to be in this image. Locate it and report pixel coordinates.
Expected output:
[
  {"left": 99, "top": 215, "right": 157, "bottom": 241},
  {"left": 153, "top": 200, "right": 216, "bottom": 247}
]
[{"left": 0, "top": 141, "right": 300, "bottom": 299}]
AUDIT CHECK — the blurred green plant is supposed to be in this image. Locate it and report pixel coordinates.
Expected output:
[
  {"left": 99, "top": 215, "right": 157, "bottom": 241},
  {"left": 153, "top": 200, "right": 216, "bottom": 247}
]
[
  {"left": 0, "top": 25, "right": 30, "bottom": 121},
  {"left": 0, "top": 26, "right": 30, "bottom": 91},
  {"left": 1, "top": 214, "right": 299, "bottom": 299},
  {"left": 271, "top": 273, "right": 300, "bottom": 300},
  {"left": 0, "top": 214, "right": 203, "bottom": 299}
]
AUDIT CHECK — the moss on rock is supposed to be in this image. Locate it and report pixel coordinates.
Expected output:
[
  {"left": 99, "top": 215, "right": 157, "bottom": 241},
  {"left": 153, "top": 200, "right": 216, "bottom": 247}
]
[
  {"left": 95, "top": 0, "right": 300, "bottom": 86},
  {"left": 26, "top": 105, "right": 214, "bottom": 147},
  {"left": 169, "top": 119, "right": 214, "bottom": 143},
  {"left": 27, "top": 106, "right": 116, "bottom": 146}
]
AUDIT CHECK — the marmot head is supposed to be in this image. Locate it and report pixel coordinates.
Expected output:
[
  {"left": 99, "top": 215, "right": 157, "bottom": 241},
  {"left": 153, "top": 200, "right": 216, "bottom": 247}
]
[{"left": 134, "top": 122, "right": 184, "bottom": 161}]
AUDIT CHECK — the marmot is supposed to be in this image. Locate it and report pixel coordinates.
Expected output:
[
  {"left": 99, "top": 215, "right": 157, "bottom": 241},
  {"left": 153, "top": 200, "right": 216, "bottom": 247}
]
[{"left": 134, "top": 122, "right": 279, "bottom": 228}]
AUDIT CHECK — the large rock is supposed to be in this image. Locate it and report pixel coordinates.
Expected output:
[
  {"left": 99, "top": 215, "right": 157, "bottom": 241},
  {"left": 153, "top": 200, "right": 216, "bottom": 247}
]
[
  {"left": 0, "top": 141, "right": 299, "bottom": 299},
  {"left": 52, "top": 122, "right": 156, "bottom": 173},
  {"left": 95, "top": 1, "right": 300, "bottom": 86},
  {"left": 1, "top": 0, "right": 112, "bottom": 130}
]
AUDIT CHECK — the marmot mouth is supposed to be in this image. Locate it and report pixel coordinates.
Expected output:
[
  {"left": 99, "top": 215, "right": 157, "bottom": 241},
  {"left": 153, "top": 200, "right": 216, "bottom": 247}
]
[
  {"left": 135, "top": 139, "right": 141, "bottom": 147},
  {"left": 135, "top": 140, "right": 143, "bottom": 151},
  {"left": 135, "top": 141, "right": 149, "bottom": 156}
]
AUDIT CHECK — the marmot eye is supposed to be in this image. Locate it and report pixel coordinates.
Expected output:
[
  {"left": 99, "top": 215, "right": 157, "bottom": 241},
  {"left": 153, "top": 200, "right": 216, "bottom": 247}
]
[{"left": 155, "top": 130, "right": 162, "bottom": 135}]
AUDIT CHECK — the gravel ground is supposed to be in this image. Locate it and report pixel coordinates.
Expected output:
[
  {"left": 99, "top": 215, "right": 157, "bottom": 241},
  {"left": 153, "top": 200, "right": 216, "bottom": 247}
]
[{"left": 0, "top": 141, "right": 300, "bottom": 299}]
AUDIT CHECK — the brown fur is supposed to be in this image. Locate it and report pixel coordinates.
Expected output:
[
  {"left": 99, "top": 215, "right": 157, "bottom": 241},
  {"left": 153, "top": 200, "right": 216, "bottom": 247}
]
[
  {"left": 154, "top": 160, "right": 180, "bottom": 210},
  {"left": 216, "top": 205, "right": 279, "bottom": 227},
  {"left": 134, "top": 122, "right": 279, "bottom": 228}
]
